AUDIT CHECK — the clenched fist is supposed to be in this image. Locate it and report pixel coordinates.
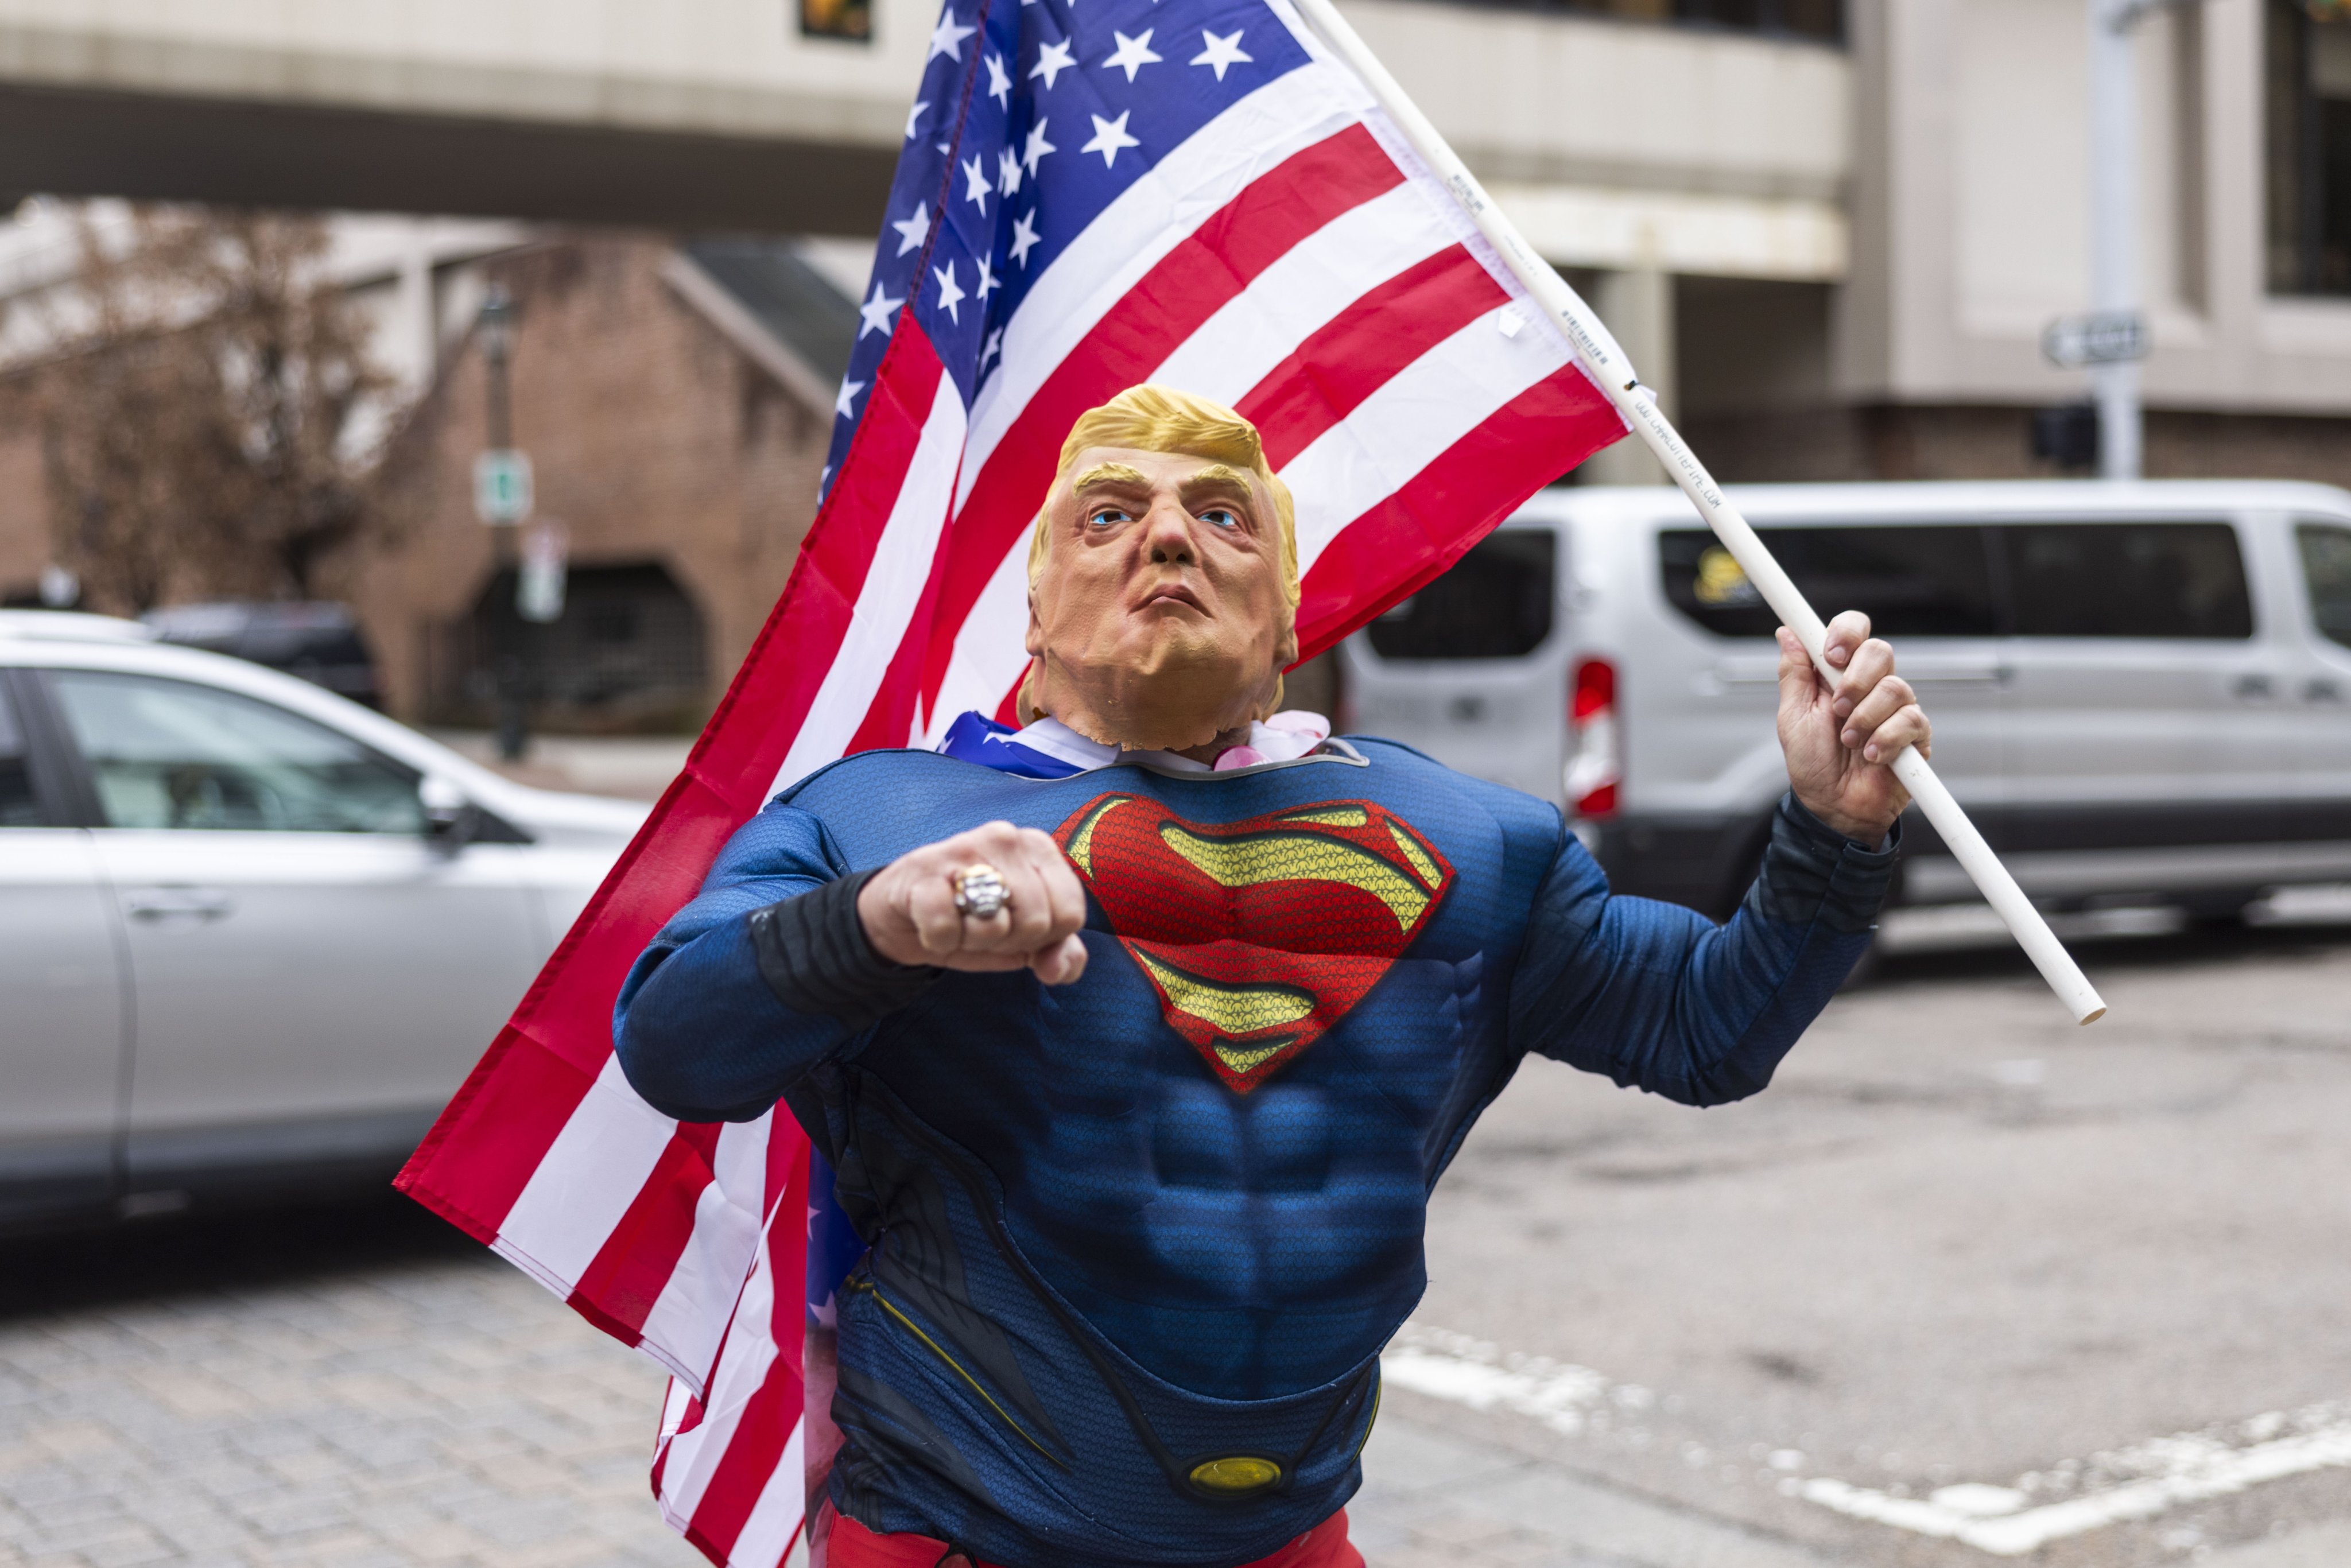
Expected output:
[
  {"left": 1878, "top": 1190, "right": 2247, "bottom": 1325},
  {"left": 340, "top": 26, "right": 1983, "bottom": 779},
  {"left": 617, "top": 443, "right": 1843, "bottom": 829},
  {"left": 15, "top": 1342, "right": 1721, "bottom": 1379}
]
[
  {"left": 856, "top": 819, "right": 1091, "bottom": 984},
  {"left": 1777, "top": 610, "right": 1932, "bottom": 845}
]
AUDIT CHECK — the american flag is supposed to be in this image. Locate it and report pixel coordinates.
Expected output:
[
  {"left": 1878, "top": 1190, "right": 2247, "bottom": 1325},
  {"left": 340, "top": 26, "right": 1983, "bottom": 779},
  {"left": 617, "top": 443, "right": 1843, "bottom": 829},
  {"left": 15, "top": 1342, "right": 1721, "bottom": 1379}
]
[{"left": 395, "top": 0, "right": 1626, "bottom": 1562}]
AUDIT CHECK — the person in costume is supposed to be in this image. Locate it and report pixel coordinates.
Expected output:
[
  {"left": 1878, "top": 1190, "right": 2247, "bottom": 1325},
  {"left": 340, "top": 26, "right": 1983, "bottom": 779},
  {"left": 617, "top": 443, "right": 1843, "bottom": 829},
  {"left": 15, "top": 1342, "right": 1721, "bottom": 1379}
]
[{"left": 614, "top": 386, "right": 1931, "bottom": 1568}]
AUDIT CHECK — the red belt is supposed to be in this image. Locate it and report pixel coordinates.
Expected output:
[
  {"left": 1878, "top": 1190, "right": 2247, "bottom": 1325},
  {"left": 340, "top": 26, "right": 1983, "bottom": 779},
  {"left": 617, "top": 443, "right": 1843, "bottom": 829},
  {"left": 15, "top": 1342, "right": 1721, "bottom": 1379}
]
[{"left": 822, "top": 1504, "right": 1364, "bottom": 1568}]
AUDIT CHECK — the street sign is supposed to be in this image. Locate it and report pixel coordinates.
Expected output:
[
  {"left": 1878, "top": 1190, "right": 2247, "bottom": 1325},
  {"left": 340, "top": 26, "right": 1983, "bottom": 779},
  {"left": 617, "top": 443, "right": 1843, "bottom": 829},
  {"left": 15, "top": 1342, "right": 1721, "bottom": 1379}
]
[
  {"left": 517, "top": 519, "right": 569, "bottom": 623},
  {"left": 2042, "top": 311, "right": 2148, "bottom": 368},
  {"left": 474, "top": 449, "right": 534, "bottom": 525}
]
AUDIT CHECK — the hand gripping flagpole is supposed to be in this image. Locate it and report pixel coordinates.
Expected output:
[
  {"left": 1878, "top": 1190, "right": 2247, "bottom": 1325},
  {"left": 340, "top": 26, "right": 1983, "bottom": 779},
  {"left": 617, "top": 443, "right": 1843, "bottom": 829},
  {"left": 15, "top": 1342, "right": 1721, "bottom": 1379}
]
[{"left": 1291, "top": 0, "right": 2106, "bottom": 1024}]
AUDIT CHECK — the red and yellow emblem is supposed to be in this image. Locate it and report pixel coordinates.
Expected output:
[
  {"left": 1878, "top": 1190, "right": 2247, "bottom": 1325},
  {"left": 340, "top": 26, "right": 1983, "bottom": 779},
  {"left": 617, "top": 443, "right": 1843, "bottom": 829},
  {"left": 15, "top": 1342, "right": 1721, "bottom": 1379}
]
[{"left": 1052, "top": 793, "right": 1454, "bottom": 1093}]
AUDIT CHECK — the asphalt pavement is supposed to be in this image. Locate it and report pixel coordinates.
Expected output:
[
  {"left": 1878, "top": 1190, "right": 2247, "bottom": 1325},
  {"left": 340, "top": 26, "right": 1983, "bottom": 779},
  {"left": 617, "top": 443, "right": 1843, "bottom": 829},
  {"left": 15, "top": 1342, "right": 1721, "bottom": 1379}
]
[{"left": 3, "top": 922, "right": 2348, "bottom": 1568}]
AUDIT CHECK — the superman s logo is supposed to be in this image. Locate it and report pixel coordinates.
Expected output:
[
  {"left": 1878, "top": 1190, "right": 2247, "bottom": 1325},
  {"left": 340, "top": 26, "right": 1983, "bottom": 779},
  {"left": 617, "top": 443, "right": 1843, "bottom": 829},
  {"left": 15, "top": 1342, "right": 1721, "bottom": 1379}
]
[{"left": 1052, "top": 793, "right": 1454, "bottom": 1093}]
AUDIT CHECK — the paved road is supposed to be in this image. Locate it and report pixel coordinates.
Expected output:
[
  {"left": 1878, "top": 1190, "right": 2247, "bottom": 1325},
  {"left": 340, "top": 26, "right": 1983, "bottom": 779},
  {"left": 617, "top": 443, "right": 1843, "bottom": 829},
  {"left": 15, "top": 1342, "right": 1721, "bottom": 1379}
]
[{"left": 3, "top": 925, "right": 2348, "bottom": 1568}]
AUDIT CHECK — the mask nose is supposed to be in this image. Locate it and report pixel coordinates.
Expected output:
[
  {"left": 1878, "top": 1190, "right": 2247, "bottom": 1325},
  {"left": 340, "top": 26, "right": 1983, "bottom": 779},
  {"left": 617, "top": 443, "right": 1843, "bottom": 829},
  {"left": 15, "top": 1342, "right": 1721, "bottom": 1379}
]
[{"left": 1145, "top": 502, "right": 1196, "bottom": 567}]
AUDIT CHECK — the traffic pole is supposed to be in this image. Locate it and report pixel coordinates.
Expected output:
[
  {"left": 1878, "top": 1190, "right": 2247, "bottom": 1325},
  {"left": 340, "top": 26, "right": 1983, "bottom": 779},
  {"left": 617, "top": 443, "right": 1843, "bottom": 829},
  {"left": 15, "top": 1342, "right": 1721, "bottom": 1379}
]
[{"left": 2090, "top": 0, "right": 2144, "bottom": 480}]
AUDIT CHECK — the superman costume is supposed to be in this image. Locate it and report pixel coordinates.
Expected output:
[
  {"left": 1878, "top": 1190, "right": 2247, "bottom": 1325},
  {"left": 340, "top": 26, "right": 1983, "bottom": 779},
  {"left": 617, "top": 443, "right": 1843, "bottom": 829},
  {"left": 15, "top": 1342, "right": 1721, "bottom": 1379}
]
[{"left": 614, "top": 716, "right": 1896, "bottom": 1568}]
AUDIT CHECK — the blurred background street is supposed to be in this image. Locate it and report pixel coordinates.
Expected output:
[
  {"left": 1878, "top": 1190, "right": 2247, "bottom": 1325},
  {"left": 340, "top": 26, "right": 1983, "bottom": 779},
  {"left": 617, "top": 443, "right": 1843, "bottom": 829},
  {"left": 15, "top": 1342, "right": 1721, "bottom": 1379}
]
[
  {"left": 7, "top": 920, "right": 2351, "bottom": 1568},
  {"left": 7, "top": 0, "right": 2351, "bottom": 1564}
]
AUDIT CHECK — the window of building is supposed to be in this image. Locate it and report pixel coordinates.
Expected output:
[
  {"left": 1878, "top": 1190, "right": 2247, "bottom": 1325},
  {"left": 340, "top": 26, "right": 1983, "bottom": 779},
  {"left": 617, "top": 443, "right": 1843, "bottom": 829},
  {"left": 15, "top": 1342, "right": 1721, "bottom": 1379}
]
[
  {"left": 1482, "top": 0, "right": 1840, "bottom": 44},
  {"left": 1367, "top": 530, "right": 1556, "bottom": 659},
  {"left": 2299, "top": 521, "right": 2351, "bottom": 647},
  {"left": 2000, "top": 522, "right": 2253, "bottom": 639},
  {"left": 2266, "top": 0, "right": 2351, "bottom": 293},
  {"left": 799, "top": 0, "right": 870, "bottom": 41},
  {"left": 1659, "top": 526, "right": 1998, "bottom": 639},
  {"left": 430, "top": 561, "right": 711, "bottom": 731}
]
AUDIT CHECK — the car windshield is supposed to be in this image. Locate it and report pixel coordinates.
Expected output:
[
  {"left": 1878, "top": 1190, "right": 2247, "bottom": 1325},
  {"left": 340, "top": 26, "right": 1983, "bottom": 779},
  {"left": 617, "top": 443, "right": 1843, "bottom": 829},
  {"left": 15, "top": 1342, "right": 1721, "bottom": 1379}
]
[{"left": 47, "top": 669, "right": 423, "bottom": 833}]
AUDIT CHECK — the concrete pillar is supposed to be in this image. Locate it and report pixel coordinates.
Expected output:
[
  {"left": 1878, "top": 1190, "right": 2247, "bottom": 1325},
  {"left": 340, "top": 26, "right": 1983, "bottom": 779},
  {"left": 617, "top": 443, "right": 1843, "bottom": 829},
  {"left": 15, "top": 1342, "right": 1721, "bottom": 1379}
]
[
  {"left": 396, "top": 230, "right": 437, "bottom": 396},
  {"left": 1581, "top": 266, "right": 1676, "bottom": 486}
]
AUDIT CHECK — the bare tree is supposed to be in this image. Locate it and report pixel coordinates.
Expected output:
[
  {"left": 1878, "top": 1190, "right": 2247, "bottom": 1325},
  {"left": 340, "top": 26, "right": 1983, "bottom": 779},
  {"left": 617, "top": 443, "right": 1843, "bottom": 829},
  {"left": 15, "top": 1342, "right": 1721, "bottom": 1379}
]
[{"left": 29, "top": 207, "right": 395, "bottom": 613}]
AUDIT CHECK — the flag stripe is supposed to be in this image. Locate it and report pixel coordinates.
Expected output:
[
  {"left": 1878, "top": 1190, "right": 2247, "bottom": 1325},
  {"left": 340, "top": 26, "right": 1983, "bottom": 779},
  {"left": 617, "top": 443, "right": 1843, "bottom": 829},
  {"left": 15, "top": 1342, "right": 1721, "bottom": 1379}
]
[
  {"left": 1283, "top": 308, "right": 1576, "bottom": 576},
  {"left": 495, "top": 1055, "right": 680, "bottom": 1296},
  {"left": 568, "top": 1120, "right": 725, "bottom": 1344},
  {"left": 637, "top": 1114, "right": 777, "bottom": 1395},
  {"left": 1237, "top": 247, "right": 1508, "bottom": 465},
  {"left": 1295, "top": 363, "right": 1623, "bottom": 654},
  {"left": 1145, "top": 182, "right": 1456, "bottom": 408},
  {"left": 774, "top": 360, "right": 969, "bottom": 792},
  {"left": 393, "top": 1028, "right": 594, "bottom": 1242}
]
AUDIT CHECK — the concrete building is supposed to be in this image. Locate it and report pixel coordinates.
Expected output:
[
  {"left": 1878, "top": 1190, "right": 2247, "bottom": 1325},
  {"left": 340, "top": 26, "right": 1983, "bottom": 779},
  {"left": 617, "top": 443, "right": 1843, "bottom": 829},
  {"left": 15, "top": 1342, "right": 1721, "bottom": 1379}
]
[{"left": 5, "top": 0, "right": 2351, "bottom": 723}]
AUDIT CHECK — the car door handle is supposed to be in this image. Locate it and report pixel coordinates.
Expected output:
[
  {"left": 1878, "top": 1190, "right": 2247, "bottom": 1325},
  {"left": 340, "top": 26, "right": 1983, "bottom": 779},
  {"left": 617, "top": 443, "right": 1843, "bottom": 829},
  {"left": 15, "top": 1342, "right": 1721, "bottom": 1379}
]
[
  {"left": 2308, "top": 678, "right": 2345, "bottom": 703},
  {"left": 126, "top": 890, "right": 236, "bottom": 922},
  {"left": 2232, "top": 674, "right": 2276, "bottom": 700}
]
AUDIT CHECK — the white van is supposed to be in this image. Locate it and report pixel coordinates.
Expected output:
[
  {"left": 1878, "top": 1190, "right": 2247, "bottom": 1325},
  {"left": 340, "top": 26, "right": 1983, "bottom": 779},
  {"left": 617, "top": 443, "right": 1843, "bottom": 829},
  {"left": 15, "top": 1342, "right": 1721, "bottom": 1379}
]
[{"left": 1340, "top": 482, "right": 2351, "bottom": 922}]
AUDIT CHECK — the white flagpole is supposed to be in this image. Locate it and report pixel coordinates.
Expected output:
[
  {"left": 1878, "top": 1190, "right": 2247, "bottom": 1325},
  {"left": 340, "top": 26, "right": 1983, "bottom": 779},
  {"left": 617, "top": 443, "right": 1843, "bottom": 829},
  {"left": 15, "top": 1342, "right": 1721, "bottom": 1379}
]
[{"left": 1291, "top": 0, "right": 2106, "bottom": 1025}]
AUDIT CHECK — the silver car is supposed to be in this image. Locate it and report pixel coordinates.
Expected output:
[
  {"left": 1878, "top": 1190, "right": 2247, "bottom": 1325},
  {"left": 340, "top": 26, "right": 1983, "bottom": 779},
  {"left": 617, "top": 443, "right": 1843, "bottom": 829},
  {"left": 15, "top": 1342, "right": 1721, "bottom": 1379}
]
[
  {"left": 0, "top": 611, "right": 646, "bottom": 1231},
  {"left": 1343, "top": 480, "right": 2351, "bottom": 922}
]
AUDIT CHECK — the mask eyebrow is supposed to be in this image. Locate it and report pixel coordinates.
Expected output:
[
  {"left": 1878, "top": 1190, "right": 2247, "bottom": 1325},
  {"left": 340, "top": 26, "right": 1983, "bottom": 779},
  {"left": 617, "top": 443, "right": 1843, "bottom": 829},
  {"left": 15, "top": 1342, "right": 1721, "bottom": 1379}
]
[
  {"left": 1070, "top": 463, "right": 1151, "bottom": 499},
  {"left": 1177, "top": 464, "right": 1259, "bottom": 514}
]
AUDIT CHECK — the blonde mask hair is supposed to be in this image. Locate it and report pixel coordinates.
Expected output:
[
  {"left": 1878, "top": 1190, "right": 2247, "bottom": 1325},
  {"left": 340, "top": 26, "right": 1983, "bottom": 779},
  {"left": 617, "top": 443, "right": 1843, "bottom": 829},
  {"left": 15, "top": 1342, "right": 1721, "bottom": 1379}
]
[
  {"left": 1019, "top": 385, "right": 1299, "bottom": 727},
  {"left": 1025, "top": 385, "right": 1299, "bottom": 607}
]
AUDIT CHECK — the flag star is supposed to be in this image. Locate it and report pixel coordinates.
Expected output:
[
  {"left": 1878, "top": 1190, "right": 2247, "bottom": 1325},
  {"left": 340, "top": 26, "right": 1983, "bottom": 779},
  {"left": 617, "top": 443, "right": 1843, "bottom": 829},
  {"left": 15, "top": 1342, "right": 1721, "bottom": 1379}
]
[
  {"left": 1190, "top": 28, "right": 1251, "bottom": 80},
  {"left": 1101, "top": 29, "right": 1163, "bottom": 83},
  {"left": 890, "top": 203, "right": 932, "bottom": 257},
  {"left": 981, "top": 326, "right": 1003, "bottom": 370},
  {"left": 932, "top": 260, "right": 967, "bottom": 324},
  {"left": 835, "top": 378, "right": 865, "bottom": 420},
  {"left": 905, "top": 100, "right": 929, "bottom": 139},
  {"left": 1029, "top": 39, "right": 1076, "bottom": 90},
  {"left": 813, "top": 1291, "right": 838, "bottom": 1329},
  {"left": 997, "top": 146, "right": 1023, "bottom": 197},
  {"left": 1008, "top": 210, "right": 1041, "bottom": 267},
  {"left": 961, "top": 154, "right": 991, "bottom": 214},
  {"left": 1022, "top": 118, "right": 1057, "bottom": 177},
  {"left": 975, "top": 254, "right": 999, "bottom": 303},
  {"left": 1081, "top": 110, "right": 1140, "bottom": 169},
  {"left": 858, "top": 280, "right": 904, "bottom": 337},
  {"left": 926, "top": 9, "right": 976, "bottom": 62},
  {"left": 984, "top": 52, "right": 1012, "bottom": 108}
]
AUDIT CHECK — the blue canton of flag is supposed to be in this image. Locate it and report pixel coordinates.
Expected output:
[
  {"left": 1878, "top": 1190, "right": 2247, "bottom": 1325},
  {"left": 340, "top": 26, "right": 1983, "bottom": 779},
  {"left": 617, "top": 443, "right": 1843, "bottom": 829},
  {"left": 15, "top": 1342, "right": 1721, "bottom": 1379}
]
[{"left": 825, "top": 0, "right": 1306, "bottom": 492}]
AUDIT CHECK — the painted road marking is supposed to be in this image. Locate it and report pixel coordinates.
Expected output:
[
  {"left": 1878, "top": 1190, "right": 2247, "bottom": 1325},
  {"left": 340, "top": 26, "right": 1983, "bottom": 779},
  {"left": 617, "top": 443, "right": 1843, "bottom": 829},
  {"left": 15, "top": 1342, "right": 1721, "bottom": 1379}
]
[{"left": 1379, "top": 1325, "right": 2351, "bottom": 1557}]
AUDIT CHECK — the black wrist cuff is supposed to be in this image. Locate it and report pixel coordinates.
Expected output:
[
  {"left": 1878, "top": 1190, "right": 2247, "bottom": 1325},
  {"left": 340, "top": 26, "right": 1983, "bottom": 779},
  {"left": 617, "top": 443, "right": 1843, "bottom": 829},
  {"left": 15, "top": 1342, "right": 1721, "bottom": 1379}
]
[
  {"left": 747, "top": 868, "right": 941, "bottom": 1029},
  {"left": 1747, "top": 793, "right": 1901, "bottom": 934}
]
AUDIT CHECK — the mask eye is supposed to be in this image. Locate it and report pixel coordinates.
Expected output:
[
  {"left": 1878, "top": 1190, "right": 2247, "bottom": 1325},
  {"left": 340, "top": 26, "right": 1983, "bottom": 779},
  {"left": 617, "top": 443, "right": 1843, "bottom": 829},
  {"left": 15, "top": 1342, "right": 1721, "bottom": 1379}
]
[
  {"left": 1088, "top": 506, "right": 1132, "bottom": 529},
  {"left": 1199, "top": 507, "right": 1240, "bottom": 530}
]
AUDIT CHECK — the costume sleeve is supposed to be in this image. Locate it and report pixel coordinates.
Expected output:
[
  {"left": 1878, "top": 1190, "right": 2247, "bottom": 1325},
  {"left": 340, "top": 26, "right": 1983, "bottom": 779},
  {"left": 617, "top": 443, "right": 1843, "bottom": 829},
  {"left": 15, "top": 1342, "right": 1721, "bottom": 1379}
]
[
  {"left": 612, "top": 802, "right": 937, "bottom": 1123},
  {"left": 1508, "top": 793, "right": 1896, "bottom": 1107}
]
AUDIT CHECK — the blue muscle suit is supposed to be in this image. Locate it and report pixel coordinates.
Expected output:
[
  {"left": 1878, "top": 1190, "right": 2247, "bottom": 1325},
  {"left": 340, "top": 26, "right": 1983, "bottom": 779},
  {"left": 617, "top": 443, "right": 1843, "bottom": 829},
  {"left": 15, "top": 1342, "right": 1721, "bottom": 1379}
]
[{"left": 614, "top": 723, "right": 1895, "bottom": 1568}]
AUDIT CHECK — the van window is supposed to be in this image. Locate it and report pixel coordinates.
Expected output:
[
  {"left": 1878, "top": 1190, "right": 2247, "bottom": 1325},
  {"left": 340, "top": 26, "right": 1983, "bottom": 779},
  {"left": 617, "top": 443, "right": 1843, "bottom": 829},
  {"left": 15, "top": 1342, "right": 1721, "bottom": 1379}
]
[
  {"left": 1659, "top": 526, "right": 1997, "bottom": 639},
  {"left": 1366, "top": 529, "right": 1555, "bottom": 659},
  {"left": 2299, "top": 522, "right": 2351, "bottom": 649},
  {"left": 2001, "top": 522, "right": 2252, "bottom": 638}
]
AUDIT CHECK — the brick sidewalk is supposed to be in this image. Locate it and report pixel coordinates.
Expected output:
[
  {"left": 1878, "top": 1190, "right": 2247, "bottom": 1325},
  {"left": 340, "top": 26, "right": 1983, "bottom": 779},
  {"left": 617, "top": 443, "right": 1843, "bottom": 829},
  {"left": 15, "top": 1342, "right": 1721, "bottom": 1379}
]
[
  {"left": 0, "top": 1203, "right": 1834, "bottom": 1568},
  {"left": 0, "top": 1222, "right": 695, "bottom": 1568}
]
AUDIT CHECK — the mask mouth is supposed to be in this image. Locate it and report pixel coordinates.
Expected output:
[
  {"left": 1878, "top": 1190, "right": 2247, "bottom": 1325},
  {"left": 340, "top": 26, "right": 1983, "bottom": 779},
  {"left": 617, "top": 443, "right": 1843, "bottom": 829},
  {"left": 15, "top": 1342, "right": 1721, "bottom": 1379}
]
[{"left": 1134, "top": 581, "right": 1207, "bottom": 615}]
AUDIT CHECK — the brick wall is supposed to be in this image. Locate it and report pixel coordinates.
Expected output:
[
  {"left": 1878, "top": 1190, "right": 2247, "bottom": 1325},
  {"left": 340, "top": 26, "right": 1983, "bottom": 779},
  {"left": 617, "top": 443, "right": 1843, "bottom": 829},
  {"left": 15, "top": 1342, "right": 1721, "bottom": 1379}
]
[{"left": 345, "top": 234, "right": 831, "bottom": 727}]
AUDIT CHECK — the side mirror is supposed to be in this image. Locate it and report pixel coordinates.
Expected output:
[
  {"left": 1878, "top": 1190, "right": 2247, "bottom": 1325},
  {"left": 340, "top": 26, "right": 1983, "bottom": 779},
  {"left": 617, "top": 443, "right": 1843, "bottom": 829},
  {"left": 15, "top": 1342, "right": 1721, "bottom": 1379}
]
[{"left": 419, "top": 774, "right": 481, "bottom": 855}]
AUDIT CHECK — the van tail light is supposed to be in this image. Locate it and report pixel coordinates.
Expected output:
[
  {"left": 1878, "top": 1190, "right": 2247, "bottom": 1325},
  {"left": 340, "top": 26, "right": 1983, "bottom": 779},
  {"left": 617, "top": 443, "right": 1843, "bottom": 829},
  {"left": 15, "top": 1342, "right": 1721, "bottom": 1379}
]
[{"left": 1565, "top": 657, "right": 1620, "bottom": 819}]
